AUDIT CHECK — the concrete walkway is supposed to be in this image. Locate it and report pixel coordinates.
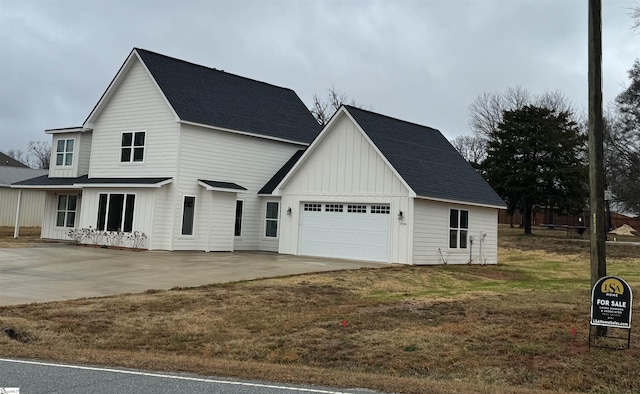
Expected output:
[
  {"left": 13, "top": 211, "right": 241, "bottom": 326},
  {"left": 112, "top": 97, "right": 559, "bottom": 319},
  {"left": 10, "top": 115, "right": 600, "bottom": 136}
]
[{"left": 0, "top": 245, "right": 383, "bottom": 306}]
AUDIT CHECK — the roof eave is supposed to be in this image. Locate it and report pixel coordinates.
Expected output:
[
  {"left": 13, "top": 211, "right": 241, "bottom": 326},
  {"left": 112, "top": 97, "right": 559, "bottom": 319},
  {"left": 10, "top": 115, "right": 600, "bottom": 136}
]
[
  {"left": 415, "top": 195, "right": 507, "bottom": 210},
  {"left": 180, "top": 120, "right": 310, "bottom": 147},
  {"left": 45, "top": 127, "right": 93, "bottom": 134},
  {"left": 197, "top": 180, "right": 246, "bottom": 193},
  {"left": 80, "top": 179, "right": 173, "bottom": 189}
]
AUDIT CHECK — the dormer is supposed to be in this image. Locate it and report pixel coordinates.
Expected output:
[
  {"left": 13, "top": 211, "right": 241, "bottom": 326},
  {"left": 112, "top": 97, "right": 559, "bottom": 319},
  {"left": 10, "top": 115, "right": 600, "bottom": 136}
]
[{"left": 46, "top": 127, "right": 92, "bottom": 178}]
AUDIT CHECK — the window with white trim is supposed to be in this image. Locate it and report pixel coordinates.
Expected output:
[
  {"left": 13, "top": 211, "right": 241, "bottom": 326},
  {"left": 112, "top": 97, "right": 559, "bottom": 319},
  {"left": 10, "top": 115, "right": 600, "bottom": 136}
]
[
  {"left": 121, "top": 131, "right": 146, "bottom": 162},
  {"left": 55, "top": 138, "right": 74, "bottom": 166},
  {"left": 97, "top": 193, "right": 135, "bottom": 232},
  {"left": 56, "top": 195, "right": 77, "bottom": 227},
  {"left": 304, "top": 203, "right": 322, "bottom": 212},
  {"left": 371, "top": 205, "right": 390, "bottom": 214},
  {"left": 181, "top": 196, "right": 196, "bottom": 236},
  {"left": 347, "top": 204, "right": 366, "bottom": 213},
  {"left": 449, "top": 209, "right": 469, "bottom": 248},
  {"left": 234, "top": 200, "right": 243, "bottom": 237},
  {"left": 325, "top": 204, "right": 343, "bottom": 212},
  {"left": 265, "top": 202, "right": 279, "bottom": 238}
]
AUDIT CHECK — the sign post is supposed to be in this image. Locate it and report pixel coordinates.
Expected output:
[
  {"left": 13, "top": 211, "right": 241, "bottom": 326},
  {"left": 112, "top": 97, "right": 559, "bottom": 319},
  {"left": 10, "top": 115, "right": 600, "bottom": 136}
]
[{"left": 589, "top": 276, "right": 633, "bottom": 349}]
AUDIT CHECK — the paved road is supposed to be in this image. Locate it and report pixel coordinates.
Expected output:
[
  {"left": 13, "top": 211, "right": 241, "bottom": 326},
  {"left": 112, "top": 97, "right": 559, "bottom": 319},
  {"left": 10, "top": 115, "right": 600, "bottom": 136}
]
[{"left": 0, "top": 358, "right": 382, "bottom": 394}]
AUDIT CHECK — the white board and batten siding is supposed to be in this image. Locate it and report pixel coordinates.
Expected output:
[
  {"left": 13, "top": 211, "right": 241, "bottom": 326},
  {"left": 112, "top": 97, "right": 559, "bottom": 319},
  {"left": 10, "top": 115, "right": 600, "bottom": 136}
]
[
  {"left": 171, "top": 123, "right": 302, "bottom": 251},
  {"left": 0, "top": 188, "right": 45, "bottom": 226},
  {"left": 413, "top": 199, "right": 498, "bottom": 265},
  {"left": 278, "top": 113, "right": 413, "bottom": 263},
  {"left": 49, "top": 132, "right": 92, "bottom": 178},
  {"left": 87, "top": 58, "right": 179, "bottom": 180}
]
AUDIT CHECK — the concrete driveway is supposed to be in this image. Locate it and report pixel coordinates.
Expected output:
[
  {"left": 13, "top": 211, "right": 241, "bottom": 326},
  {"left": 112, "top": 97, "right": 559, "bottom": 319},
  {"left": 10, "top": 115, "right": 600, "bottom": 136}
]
[{"left": 0, "top": 244, "right": 383, "bottom": 306}]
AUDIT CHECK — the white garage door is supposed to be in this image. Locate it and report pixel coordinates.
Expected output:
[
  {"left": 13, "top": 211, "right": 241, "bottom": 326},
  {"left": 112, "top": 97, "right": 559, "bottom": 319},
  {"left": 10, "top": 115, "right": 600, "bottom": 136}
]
[{"left": 299, "top": 203, "right": 390, "bottom": 262}]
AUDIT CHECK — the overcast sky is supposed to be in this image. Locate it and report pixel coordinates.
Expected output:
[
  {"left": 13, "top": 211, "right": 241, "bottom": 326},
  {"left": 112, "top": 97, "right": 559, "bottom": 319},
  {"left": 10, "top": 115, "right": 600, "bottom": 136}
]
[{"left": 1, "top": 0, "right": 638, "bottom": 154}]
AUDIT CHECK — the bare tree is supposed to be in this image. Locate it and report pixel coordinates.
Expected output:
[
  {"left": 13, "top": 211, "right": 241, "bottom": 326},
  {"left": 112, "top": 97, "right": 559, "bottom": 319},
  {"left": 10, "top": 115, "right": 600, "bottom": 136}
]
[
  {"left": 468, "top": 86, "right": 577, "bottom": 140},
  {"left": 310, "top": 86, "right": 363, "bottom": 126},
  {"left": 450, "top": 135, "right": 486, "bottom": 169},
  {"left": 632, "top": 4, "right": 640, "bottom": 30},
  {"left": 28, "top": 141, "right": 51, "bottom": 169}
]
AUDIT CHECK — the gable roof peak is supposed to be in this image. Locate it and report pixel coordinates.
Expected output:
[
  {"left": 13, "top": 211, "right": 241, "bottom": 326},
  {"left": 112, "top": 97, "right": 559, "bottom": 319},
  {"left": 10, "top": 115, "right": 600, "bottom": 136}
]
[
  {"left": 133, "top": 48, "right": 297, "bottom": 94},
  {"left": 343, "top": 104, "right": 440, "bottom": 134}
]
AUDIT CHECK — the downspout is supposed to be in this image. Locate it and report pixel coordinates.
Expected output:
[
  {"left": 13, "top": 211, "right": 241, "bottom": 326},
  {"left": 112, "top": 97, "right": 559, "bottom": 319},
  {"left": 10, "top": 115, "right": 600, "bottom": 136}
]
[
  {"left": 469, "top": 237, "right": 473, "bottom": 264},
  {"left": 14, "top": 189, "right": 22, "bottom": 238}
]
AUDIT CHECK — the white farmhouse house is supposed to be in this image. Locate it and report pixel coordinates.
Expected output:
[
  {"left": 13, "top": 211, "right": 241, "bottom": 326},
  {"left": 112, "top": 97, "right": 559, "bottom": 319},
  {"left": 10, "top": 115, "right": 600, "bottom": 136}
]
[{"left": 13, "top": 48, "right": 505, "bottom": 264}]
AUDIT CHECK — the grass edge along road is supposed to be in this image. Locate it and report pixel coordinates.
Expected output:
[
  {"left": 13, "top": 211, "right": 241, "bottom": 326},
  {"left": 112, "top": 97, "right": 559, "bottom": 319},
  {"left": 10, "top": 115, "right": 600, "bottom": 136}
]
[{"left": 1, "top": 226, "right": 639, "bottom": 394}]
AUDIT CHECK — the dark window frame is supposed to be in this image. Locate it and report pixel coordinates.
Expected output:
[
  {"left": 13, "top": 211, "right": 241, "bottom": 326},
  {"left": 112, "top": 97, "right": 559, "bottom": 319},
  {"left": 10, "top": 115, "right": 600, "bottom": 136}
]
[
  {"left": 181, "top": 196, "right": 196, "bottom": 236},
  {"left": 96, "top": 193, "right": 136, "bottom": 232},
  {"left": 234, "top": 200, "right": 244, "bottom": 237},
  {"left": 120, "top": 131, "right": 146, "bottom": 163}
]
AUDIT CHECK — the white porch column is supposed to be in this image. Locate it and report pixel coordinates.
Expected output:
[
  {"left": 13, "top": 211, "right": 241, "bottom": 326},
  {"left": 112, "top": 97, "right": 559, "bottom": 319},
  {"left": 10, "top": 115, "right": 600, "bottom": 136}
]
[{"left": 13, "top": 189, "right": 22, "bottom": 238}]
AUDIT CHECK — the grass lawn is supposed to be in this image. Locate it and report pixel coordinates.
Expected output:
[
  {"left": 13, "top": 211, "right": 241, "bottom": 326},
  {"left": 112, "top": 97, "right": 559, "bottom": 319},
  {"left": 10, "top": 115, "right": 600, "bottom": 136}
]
[{"left": 1, "top": 225, "right": 639, "bottom": 393}]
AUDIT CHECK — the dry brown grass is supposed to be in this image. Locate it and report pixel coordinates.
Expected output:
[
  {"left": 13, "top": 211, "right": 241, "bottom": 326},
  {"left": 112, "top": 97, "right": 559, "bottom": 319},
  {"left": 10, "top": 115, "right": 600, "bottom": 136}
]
[
  {"left": 1, "top": 225, "right": 639, "bottom": 393},
  {"left": 0, "top": 226, "right": 60, "bottom": 248}
]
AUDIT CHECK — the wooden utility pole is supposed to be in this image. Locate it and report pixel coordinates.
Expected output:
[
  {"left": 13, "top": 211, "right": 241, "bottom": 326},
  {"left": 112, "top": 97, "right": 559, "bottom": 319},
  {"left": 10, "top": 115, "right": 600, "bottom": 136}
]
[{"left": 588, "top": 0, "right": 606, "bottom": 290}]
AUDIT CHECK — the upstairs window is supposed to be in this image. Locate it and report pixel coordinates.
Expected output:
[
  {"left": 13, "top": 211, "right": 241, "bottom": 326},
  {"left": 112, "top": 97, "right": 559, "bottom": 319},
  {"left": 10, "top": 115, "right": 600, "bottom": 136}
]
[
  {"left": 55, "top": 139, "right": 74, "bottom": 166},
  {"left": 121, "top": 131, "right": 146, "bottom": 162},
  {"left": 449, "top": 209, "right": 469, "bottom": 249}
]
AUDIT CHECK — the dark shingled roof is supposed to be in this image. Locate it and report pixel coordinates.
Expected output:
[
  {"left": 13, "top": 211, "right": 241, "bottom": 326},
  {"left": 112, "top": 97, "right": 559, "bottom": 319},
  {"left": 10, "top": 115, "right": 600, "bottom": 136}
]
[
  {"left": 13, "top": 175, "right": 86, "bottom": 186},
  {"left": 258, "top": 149, "right": 305, "bottom": 195},
  {"left": 14, "top": 175, "right": 172, "bottom": 187},
  {"left": 344, "top": 105, "right": 506, "bottom": 207},
  {"left": 0, "top": 152, "right": 28, "bottom": 168},
  {"left": 135, "top": 49, "right": 321, "bottom": 144},
  {"left": 198, "top": 180, "right": 247, "bottom": 191}
]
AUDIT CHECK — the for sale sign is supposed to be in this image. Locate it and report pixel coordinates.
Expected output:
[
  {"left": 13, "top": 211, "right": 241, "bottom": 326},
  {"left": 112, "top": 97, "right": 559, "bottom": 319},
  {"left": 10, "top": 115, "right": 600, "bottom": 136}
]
[{"left": 590, "top": 276, "right": 633, "bottom": 329}]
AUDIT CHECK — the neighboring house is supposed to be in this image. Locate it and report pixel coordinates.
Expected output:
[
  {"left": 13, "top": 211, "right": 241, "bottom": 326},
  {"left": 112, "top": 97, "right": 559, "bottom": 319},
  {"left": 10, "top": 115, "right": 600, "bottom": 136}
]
[
  {"left": 12, "top": 48, "right": 505, "bottom": 264},
  {"left": 0, "top": 152, "right": 29, "bottom": 168},
  {"left": 0, "top": 166, "right": 48, "bottom": 226}
]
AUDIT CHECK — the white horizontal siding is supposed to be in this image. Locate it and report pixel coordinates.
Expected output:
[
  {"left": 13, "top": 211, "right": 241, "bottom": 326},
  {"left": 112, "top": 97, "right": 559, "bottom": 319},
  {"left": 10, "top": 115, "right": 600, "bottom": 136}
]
[
  {"left": 171, "top": 123, "right": 302, "bottom": 251},
  {"left": 208, "top": 191, "right": 236, "bottom": 251},
  {"left": 413, "top": 199, "right": 498, "bottom": 265},
  {"left": 150, "top": 184, "right": 175, "bottom": 250},
  {"left": 0, "top": 188, "right": 45, "bottom": 226},
  {"left": 49, "top": 133, "right": 84, "bottom": 178},
  {"left": 88, "top": 58, "right": 179, "bottom": 179},
  {"left": 77, "top": 132, "right": 92, "bottom": 176}
]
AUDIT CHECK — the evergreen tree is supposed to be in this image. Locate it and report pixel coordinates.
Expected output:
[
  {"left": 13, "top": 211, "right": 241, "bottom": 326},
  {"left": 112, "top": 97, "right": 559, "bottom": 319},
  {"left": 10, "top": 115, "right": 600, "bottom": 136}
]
[{"left": 482, "top": 105, "right": 588, "bottom": 234}]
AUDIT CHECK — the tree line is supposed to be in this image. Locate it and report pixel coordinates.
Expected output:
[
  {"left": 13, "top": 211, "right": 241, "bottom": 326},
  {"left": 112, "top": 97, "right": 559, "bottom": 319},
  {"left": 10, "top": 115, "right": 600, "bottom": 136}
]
[
  {"left": 2, "top": 141, "right": 51, "bottom": 169},
  {"left": 452, "top": 59, "right": 640, "bottom": 231}
]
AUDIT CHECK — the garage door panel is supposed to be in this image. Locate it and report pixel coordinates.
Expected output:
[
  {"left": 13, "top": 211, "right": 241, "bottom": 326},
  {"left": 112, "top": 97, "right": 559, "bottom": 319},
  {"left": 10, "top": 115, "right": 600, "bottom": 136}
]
[{"left": 300, "top": 203, "right": 390, "bottom": 262}]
